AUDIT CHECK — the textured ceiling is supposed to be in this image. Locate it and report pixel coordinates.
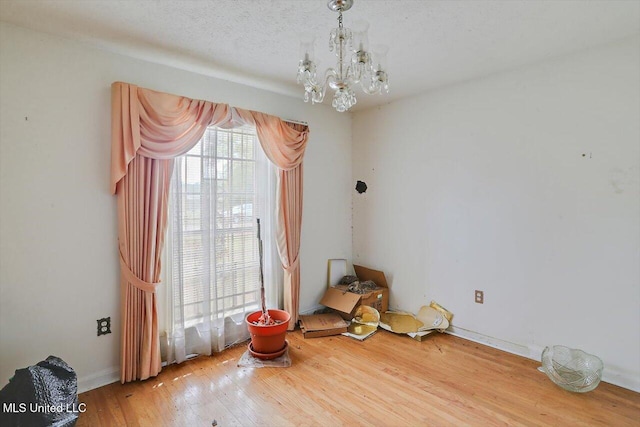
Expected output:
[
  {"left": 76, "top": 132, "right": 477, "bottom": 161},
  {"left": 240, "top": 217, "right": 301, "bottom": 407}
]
[{"left": 1, "top": 0, "right": 639, "bottom": 111}]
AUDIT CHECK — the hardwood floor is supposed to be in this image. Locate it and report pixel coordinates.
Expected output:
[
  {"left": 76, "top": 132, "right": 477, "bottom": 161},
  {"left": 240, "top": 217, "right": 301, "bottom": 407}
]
[{"left": 77, "top": 330, "right": 640, "bottom": 426}]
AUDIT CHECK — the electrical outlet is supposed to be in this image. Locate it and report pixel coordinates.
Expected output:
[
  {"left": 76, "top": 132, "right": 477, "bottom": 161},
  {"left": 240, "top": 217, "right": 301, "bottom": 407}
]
[
  {"left": 475, "top": 290, "right": 484, "bottom": 304},
  {"left": 97, "top": 317, "right": 111, "bottom": 336}
]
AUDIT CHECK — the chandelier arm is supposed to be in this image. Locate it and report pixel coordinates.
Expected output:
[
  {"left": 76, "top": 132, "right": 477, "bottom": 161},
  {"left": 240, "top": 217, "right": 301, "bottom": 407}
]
[
  {"left": 316, "top": 73, "right": 331, "bottom": 102},
  {"left": 360, "top": 82, "right": 378, "bottom": 95},
  {"left": 323, "top": 68, "right": 338, "bottom": 89}
]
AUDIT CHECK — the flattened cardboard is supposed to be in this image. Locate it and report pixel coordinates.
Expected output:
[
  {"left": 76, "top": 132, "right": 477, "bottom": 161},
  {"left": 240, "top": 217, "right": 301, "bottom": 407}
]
[
  {"left": 380, "top": 311, "right": 424, "bottom": 333},
  {"left": 299, "top": 313, "right": 348, "bottom": 338},
  {"left": 320, "top": 265, "right": 389, "bottom": 319}
]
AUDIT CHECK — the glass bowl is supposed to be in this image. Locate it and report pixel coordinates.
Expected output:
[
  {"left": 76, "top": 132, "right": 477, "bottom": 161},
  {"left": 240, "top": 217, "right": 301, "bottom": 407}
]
[{"left": 539, "top": 345, "right": 603, "bottom": 393}]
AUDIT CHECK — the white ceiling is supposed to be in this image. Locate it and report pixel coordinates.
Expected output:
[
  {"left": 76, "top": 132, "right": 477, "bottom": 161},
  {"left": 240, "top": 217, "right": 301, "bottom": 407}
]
[{"left": 1, "top": 0, "right": 639, "bottom": 111}]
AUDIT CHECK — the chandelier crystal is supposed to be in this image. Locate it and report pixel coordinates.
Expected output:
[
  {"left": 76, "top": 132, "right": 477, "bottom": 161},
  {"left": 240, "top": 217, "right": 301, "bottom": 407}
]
[{"left": 297, "top": 0, "right": 389, "bottom": 112}]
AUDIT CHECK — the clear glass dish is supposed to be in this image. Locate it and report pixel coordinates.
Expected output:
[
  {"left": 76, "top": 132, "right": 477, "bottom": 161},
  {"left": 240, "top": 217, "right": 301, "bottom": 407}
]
[{"left": 539, "top": 345, "right": 603, "bottom": 393}]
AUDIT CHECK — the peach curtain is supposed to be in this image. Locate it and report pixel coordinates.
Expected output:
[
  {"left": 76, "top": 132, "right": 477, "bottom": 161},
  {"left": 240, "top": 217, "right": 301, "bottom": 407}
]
[
  {"left": 111, "top": 82, "right": 230, "bottom": 383},
  {"left": 111, "top": 83, "right": 309, "bottom": 381},
  {"left": 232, "top": 108, "right": 309, "bottom": 329},
  {"left": 116, "top": 156, "right": 171, "bottom": 382}
]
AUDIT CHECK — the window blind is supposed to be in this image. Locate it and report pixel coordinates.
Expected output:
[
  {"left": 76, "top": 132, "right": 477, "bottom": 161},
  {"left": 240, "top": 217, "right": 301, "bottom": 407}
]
[{"left": 171, "top": 125, "right": 262, "bottom": 327}]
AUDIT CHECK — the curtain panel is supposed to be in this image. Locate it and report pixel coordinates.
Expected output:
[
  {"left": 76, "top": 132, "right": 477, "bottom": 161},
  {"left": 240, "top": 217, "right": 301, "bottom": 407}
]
[
  {"left": 111, "top": 83, "right": 231, "bottom": 383},
  {"left": 230, "top": 109, "right": 308, "bottom": 330},
  {"left": 110, "top": 82, "right": 309, "bottom": 382}
]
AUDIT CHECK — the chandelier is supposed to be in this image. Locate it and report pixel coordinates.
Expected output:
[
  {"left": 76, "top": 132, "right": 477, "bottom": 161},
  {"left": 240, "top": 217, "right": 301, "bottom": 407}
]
[{"left": 296, "top": 0, "right": 390, "bottom": 112}]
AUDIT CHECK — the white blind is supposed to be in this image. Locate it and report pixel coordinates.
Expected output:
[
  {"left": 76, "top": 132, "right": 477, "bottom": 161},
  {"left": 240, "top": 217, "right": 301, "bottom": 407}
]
[{"left": 170, "top": 125, "right": 262, "bottom": 327}]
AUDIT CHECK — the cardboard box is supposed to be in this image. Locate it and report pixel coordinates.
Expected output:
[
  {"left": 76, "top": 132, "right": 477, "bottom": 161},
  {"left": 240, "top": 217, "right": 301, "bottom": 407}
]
[
  {"left": 320, "top": 265, "right": 389, "bottom": 320},
  {"left": 299, "top": 313, "right": 348, "bottom": 338}
]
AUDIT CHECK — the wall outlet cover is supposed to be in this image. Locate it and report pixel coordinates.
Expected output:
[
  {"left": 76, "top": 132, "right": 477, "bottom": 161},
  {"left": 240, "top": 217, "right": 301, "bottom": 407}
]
[{"left": 97, "top": 317, "right": 111, "bottom": 336}]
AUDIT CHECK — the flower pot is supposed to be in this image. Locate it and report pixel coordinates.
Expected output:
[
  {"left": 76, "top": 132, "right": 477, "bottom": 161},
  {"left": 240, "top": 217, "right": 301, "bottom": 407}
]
[{"left": 246, "top": 309, "right": 291, "bottom": 355}]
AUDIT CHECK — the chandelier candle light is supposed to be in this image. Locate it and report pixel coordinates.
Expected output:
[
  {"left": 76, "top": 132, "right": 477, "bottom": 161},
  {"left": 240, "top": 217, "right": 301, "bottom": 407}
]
[{"left": 297, "top": 0, "right": 390, "bottom": 112}]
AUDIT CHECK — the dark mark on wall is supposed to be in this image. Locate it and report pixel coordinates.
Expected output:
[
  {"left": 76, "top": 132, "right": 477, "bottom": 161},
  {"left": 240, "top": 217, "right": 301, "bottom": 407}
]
[{"left": 355, "top": 181, "right": 368, "bottom": 194}]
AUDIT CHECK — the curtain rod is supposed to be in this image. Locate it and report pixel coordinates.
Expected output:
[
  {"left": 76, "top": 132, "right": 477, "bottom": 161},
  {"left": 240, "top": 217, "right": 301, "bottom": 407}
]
[{"left": 284, "top": 118, "right": 308, "bottom": 126}]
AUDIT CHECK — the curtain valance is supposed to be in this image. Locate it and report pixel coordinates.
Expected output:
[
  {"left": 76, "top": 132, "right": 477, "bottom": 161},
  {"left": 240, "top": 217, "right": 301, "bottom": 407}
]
[
  {"left": 110, "top": 83, "right": 231, "bottom": 194},
  {"left": 111, "top": 83, "right": 309, "bottom": 194},
  {"left": 231, "top": 108, "right": 308, "bottom": 171}
]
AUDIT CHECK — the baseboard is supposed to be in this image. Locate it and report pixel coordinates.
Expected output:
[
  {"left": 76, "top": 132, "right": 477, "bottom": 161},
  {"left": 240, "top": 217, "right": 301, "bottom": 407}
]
[
  {"left": 446, "top": 326, "right": 640, "bottom": 393},
  {"left": 446, "top": 326, "right": 532, "bottom": 359},
  {"left": 77, "top": 367, "right": 119, "bottom": 393},
  {"left": 600, "top": 367, "right": 640, "bottom": 393}
]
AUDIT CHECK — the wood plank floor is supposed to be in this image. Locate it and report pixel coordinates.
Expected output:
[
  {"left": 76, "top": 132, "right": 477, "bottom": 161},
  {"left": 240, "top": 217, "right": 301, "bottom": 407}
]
[{"left": 77, "top": 330, "right": 640, "bottom": 426}]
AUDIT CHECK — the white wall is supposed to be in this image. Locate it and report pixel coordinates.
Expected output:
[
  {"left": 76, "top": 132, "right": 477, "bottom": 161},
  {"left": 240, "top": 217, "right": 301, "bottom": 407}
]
[
  {"left": 0, "top": 22, "right": 352, "bottom": 391},
  {"left": 352, "top": 36, "right": 640, "bottom": 391}
]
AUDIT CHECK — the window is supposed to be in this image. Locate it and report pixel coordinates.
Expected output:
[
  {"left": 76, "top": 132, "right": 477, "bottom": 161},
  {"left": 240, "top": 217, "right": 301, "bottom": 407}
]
[{"left": 168, "top": 125, "right": 267, "bottom": 329}]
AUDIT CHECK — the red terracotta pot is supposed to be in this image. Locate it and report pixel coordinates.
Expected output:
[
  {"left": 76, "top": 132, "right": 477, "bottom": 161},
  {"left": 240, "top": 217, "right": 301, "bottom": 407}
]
[{"left": 246, "top": 309, "right": 291, "bottom": 355}]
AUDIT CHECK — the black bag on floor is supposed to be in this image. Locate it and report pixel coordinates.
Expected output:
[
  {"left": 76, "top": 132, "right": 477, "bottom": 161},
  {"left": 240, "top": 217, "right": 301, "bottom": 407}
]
[{"left": 0, "top": 356, "right": 79, "bottom": 427}]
